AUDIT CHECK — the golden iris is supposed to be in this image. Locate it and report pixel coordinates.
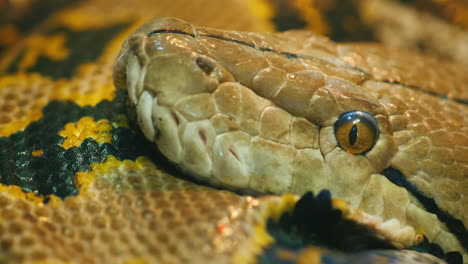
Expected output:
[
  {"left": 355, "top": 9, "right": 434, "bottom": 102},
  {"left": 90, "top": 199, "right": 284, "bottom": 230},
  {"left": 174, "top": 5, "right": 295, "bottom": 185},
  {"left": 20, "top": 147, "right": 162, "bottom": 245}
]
[{"left": 334, "top": 111, "right": 379, "bottom": 155}]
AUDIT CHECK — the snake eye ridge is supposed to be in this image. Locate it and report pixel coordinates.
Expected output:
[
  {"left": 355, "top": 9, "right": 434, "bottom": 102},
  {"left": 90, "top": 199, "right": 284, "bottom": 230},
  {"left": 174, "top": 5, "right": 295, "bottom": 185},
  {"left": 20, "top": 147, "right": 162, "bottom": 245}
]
[{"left": 334, "top": 111, "right": 379, "bottom": 155}]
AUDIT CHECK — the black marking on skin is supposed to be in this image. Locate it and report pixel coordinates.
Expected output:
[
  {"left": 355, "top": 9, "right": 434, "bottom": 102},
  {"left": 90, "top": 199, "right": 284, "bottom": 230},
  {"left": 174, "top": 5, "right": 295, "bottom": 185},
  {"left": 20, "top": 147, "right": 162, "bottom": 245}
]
[
  {"left": 317, "top": 0, "right": 376, "bottom": 42},
  {"left": 7, "top": 23, "right": 130, "bottom": 79},
  {"left": 272, "top": 191, "right": 396, "bottom": 251},
  {"left": 258, "top": 190, "right": 396, "bottom": 263},
  {"left": 411, "top": 236, "right": 463, "bottom": 264},
  {"left": 147, "top": 29, "right": 467, "bottom": 105},
  {"left": 0, "top": 0, "right": 77, "bottom": 33},
  {"left": 349, "top": 124, "right": 358, "bottom": 146},
  {"left": 0, "top": 91, "right": 159, "bottom": 198},
  {"left": 260, "top": 245, "right": 461, "bottom": 264},
  {"left": 272, "top": 14, "right": 307, "bottom": 32},
  {"left": 260, "top": 190, "right": 462, "bottom": 264},
  {"left": 263, "top": 0, "right": 308, "bottom": 32},
  {"left": 383, "top": 167, "right": 468, "bottom": 251},
  {"left": 265, "top": 0, "right": 376, "bottom": 41}
]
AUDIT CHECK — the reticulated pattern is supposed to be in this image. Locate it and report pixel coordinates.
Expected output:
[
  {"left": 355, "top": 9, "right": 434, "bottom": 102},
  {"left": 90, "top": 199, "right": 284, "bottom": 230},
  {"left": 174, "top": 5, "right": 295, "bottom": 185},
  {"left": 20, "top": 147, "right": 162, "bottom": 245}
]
[{"left": 0, "top": 157, "right": 268, "bottom": 263}]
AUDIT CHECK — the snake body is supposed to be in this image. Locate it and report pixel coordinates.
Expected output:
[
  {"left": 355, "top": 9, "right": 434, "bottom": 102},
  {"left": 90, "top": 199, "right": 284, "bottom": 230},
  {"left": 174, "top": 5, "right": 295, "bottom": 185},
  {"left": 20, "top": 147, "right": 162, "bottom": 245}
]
[
  {"left": 115, "top": 17, "right": 467, "bottom": 261},
  {"left": 0, "top": 0, "right": 466, "bottom": 263}
]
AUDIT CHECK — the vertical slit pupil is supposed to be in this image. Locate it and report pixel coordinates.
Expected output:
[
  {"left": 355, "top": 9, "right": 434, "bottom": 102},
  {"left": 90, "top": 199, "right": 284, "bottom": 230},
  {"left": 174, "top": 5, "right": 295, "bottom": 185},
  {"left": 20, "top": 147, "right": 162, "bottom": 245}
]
[{"left": 349, "top": 124, "right": 358, "bottom": 146}]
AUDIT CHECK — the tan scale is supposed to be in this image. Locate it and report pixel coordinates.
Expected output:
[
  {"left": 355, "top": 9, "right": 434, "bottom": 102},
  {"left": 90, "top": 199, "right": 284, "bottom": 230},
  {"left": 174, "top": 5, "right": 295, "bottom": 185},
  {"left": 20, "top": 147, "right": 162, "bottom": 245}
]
[{"left": 0, "top": 157, "right": 271, "bottom": 263}]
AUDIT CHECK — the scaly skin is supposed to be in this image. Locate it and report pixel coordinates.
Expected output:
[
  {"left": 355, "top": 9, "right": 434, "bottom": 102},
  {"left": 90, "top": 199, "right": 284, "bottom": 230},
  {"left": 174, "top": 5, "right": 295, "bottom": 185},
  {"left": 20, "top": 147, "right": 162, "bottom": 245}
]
[
  {"left": 115, "top": 17, "right": 467, "bottom": 262},
  {"left": 0, "top": 0, "right": 466, "bottom": 263}
]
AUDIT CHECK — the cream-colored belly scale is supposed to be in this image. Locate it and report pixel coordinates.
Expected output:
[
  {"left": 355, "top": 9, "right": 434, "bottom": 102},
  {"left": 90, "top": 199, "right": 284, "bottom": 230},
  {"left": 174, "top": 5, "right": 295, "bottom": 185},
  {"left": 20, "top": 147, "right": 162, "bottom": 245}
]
[{"left": 114, "top": 18, "right": 467, "bottom": 261}]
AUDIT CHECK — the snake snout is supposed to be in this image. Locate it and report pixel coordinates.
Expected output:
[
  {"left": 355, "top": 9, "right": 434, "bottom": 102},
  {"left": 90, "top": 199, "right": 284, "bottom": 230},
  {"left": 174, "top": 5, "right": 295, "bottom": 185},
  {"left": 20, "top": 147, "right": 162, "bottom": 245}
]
[
  {"left": 140, "top": 50, "right": 231, "bottom": 162},
  {"left": 116, "top": 24, "right": 237, "bottom": 166}
]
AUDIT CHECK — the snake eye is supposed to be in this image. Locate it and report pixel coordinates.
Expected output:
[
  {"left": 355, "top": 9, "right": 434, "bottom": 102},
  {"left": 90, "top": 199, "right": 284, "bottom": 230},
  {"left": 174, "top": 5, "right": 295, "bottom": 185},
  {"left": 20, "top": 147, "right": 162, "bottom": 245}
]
[{"left": 334, "top": 111, "right": 379, "bottom": 155}]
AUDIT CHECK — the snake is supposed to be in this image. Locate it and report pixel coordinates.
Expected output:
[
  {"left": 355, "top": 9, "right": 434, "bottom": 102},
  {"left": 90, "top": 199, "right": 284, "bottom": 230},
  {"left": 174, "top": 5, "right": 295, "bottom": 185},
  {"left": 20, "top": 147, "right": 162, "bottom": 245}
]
[{"left": 0, "top": 0, "right": 466, "bottom": 263}]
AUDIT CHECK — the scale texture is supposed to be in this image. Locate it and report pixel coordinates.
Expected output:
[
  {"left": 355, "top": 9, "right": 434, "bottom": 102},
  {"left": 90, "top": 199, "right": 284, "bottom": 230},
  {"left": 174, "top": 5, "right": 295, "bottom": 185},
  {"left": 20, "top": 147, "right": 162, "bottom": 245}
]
[{"left": 0, "top": 0, "right": 466, "bottom": 263}]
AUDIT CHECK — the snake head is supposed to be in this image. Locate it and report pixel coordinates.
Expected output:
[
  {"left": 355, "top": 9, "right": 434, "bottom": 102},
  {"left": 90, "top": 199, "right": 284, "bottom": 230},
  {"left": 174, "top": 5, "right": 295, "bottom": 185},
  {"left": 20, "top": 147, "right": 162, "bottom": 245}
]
[{"left": 114, "top": 18, "right": 396, "bottom": 201}]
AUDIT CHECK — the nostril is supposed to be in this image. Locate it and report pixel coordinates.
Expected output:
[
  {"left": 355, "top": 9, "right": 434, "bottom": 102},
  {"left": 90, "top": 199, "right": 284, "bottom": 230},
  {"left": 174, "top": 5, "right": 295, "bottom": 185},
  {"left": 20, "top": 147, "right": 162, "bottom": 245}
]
[{"left": 196, "top": 56, "right": 216, "bottom": 76}]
